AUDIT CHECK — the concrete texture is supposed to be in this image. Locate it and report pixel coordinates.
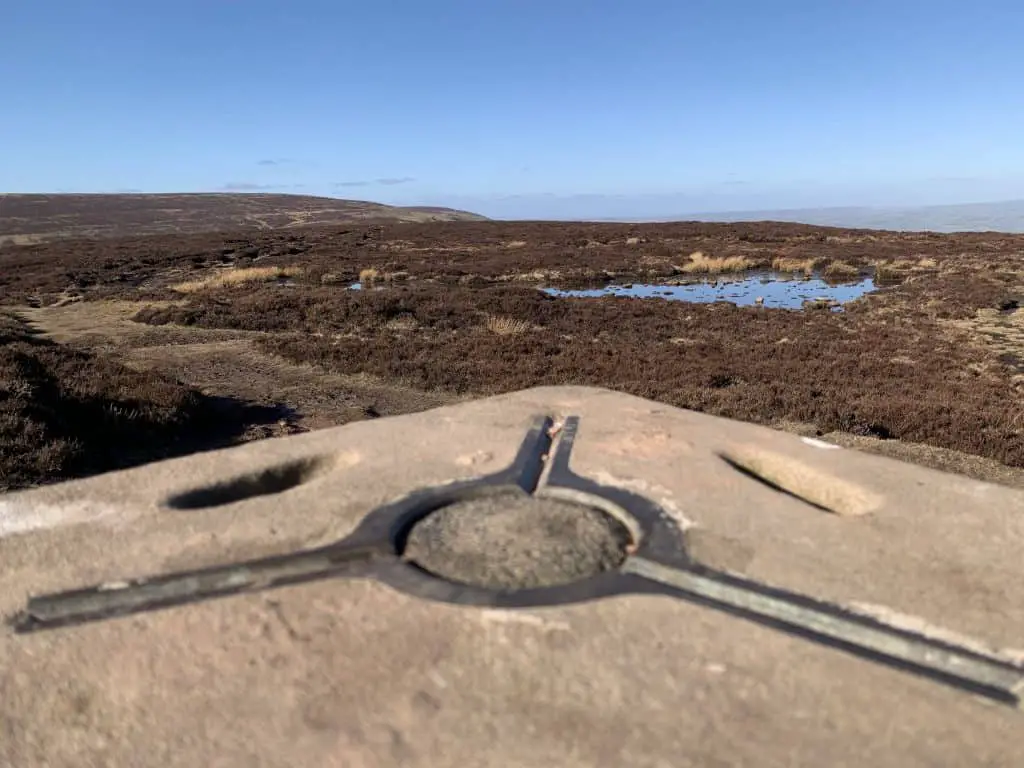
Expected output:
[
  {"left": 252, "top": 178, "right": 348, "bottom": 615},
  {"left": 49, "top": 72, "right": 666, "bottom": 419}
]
[{"left": 1, "top": 386, "right": 1023, "bottom": 767}]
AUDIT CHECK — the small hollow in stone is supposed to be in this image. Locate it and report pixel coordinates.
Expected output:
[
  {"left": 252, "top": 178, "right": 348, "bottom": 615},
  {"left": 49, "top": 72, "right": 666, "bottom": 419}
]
[
  {"left": 718, "top": 446, "right": 882, "bottom": 517},
  {"left": 403, "top": 493, "right": 633, "bottom": 590},
  {"left": 165, "top": 456, "right": 331, "bottom": 510}
]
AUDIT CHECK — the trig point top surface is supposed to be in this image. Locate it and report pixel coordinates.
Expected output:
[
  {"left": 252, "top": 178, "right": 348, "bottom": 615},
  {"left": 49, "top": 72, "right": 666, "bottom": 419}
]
[{"left": 1, "top": 386, "right": 1022, "bottom": 767}]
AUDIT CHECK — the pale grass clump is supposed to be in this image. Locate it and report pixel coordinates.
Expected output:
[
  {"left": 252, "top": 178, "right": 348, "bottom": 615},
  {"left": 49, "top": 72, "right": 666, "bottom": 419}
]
[
  {"left": 678, "top": 251, "right": 754, "bottom": 274},
  {"left": 358, "top": 268, "right": 408, "bottom": 286},
  {"left": 772, "top": 257, "right": 818, "bottom": 275},
  {"left": 384, "top": 314, "right": 419, "bottom": 331},
  {"left": 485, "top": 315, "right": 532, "bottom": 336},
  {"left": 822, "top": 261, "right": 859, "bottom": 279},
  {"left": 891, "top": 259, "right": 922, "bottom": 271},
  {"left": 872, "top": 260, "right": 900, "bottom": 283},
  {"left": 873, "top": 258, "right": 934, "bottom": 282},
  {"left": 172, "top": 265, "right": 302, "bottom": 293},
  {"left": 0, "top": 234, "right": 46, "bottom": 246}
]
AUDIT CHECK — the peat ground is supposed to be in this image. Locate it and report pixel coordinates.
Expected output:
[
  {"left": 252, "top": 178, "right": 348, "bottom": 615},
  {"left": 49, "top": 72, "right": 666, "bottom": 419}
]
[{"left": 2, "top": 220, "right": 1022, "bottom": 490}]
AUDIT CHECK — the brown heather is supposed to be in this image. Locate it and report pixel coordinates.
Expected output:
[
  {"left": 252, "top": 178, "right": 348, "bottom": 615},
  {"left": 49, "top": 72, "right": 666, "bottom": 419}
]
[{"left": 2, "top": 219, "right": 1022, "bottom": 488}]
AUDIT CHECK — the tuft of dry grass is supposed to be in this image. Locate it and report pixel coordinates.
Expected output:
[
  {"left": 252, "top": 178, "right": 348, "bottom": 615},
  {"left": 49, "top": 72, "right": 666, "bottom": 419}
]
[
  {"left": 509, "top": 268, "right": 561, "bottom": 282},
  {"left": 0, "top": 234, "right": 47, "bottom": 246},
  {"left": 773, "top": 256, "right": 819, "bottom": 275},
  {"left": 485, "top": 315, "right": 533, "bottom": 335},
  {"left": 358, "top": 267, "right": 380, "bottom": 285},
  {"left": 873, "top": 261, "right": 901, "bottom": 283},
  {"left": 358, "top": 268, "right": 408, "bottom": 286},
  {"left": 823, "top": 261, "right": 860, "bottom": 279},
  {"left": 385, "top": 313, "right": 420, "bottom": 331},
  {"left": 892, "top": 259, "right": 921, "bottom": 271},
  {"left": 873, "top": 258, "right": 937, "bottom": 281},
  {"left": 679, "top": 251, "right": 754, "bottom": 274},
  {"left": 173, "top": 266, "right": 301, "bottom": 293}
]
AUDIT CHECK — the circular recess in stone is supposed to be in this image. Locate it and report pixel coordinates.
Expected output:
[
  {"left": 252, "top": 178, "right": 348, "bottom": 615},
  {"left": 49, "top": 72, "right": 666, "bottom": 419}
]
[{"left": 402, "top": 493, "right": 633, "bottom": 590}]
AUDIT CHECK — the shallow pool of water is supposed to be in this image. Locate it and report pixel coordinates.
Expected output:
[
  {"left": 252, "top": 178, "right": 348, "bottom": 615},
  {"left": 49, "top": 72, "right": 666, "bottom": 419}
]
[{"left": 543, "top": 272, "right": 876, "bottom": 310}]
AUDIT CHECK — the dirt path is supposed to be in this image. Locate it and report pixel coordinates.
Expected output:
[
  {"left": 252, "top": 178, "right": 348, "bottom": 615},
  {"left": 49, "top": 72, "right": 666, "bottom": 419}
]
[{"left": 18, "top": 300, "right": 462, "bottom": 434}]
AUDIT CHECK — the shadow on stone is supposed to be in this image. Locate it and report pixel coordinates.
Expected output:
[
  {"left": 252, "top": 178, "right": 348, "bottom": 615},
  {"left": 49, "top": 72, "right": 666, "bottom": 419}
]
[{"left": 166, "top": 455, "right": 331, "bottom": 510}]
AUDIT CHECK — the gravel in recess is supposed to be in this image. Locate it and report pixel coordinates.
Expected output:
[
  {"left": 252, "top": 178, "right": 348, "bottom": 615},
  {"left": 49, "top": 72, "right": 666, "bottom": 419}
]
[{"left": 403, "top": 493, "right": 633, "bottom": 590}]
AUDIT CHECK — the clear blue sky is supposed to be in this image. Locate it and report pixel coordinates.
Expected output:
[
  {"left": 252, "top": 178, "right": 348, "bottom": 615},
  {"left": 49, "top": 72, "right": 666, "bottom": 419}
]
[{"left": 3, "top": 0, "right": 1023, "bottom": 219}]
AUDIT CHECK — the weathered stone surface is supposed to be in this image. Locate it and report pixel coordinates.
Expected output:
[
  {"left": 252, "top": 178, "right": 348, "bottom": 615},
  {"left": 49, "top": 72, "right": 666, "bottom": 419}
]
[{"left": 1, "top": 386, "right": 1022, "bottom": 767}]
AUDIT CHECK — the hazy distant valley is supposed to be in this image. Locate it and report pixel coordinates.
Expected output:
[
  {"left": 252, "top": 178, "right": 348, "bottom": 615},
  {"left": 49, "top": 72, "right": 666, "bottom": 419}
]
[{"left": 621, "top": 199, "right": 1024, "bottom": 233}]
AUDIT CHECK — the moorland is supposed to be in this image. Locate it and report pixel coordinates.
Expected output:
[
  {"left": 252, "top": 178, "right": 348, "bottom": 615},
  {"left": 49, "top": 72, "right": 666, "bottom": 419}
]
[
  {"left": 0, "top": 192, "right": 486, "bottom": 245},
  {"left": 1, "top": 199, "right": 1022, "bottom": 492}
]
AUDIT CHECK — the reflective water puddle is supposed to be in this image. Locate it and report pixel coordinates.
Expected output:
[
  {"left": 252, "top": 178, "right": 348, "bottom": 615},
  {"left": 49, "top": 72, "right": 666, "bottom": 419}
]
[{"left": 543, "top": 272, "right": 876, "bottom": 310}]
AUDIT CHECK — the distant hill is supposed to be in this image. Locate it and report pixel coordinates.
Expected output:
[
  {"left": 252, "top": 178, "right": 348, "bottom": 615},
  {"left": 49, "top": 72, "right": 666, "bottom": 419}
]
[
  {"left": 678, "top": 199, "right": 1024, "bottom": 233},
  {"left": 0, "top": 193, "right": 488, "bottom": 244}
]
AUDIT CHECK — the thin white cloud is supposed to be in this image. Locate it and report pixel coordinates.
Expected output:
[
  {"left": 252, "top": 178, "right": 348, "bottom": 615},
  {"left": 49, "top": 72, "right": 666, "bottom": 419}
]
[
  {"left": 218, "top": 182, "right": 279, "bottom": 191},
  {"left": 333, "top": 177, "right": 416, "bottom": 188}
]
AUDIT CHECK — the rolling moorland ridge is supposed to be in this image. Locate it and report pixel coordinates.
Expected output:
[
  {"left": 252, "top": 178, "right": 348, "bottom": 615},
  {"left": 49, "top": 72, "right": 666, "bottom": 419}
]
[
  {"left": 0, "top": 193, "right": 1022, "bottom": 493},
  {"left": 0, "top": 192, "right": 487, "bottom": 244}
]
